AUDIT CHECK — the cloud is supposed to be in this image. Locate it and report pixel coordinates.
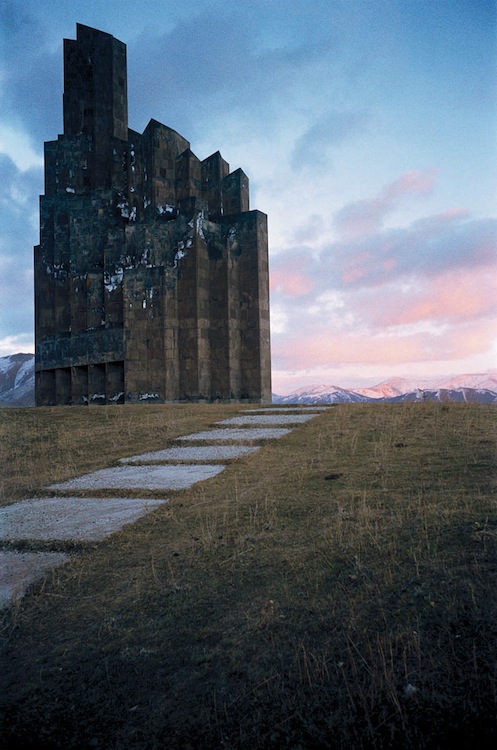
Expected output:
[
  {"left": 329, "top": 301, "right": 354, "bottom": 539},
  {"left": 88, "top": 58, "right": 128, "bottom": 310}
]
[
  {"left": 127, "top": 10, "right": 335, "bottom": 140},
  {"left": 322, "top": 211, "right": 497, "bottom": 290},
  {"left": 0, "top": 124, "right": 44, "bottom": 172},
  {"left": 353, "top": 267, "right": 497, "bottom": 328},
  {"left": 269, "top": 171, "right": 497, "bottom": 387},
  {"left": 271, "top": 207, "right": 497, "bottom": 310},
  {"left": 269, "top": 249, "right": 316, "bottom": 297},
  {"left": 333, "top": 170, "right": 437, "bottom": 236},
  {"left": 0, "top": 334, "right": 34, "bottom": 357},
  {"left": 291, "top": 214, "right": 326, "bottom": 244},
  {"left": 291, "top": 110, "right": 368, "bottom": 171},
  {"left": 272, "top": 318, "right": 496, "bottom": 373},
  {"left": 0, "top": 8, "right": 62, "bottom": 145}
]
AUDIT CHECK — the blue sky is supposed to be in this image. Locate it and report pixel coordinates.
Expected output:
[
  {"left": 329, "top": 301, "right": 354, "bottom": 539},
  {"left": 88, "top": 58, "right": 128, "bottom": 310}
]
[{"left": 0, "top": 0, "right": 495, "bottom": 393}]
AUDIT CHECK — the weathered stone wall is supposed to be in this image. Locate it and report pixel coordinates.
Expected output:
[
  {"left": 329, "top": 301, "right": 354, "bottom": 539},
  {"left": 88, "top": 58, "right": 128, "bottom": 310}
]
[{"left": 35, "top": 23, "right": 271, "bottom": 405}]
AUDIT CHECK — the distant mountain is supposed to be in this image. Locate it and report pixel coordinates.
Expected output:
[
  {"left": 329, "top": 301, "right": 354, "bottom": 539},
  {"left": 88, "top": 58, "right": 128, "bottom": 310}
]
[
  {"left": 387, "top": 388, "right": 497, "bottom": 405},
  {"left": 274, "top": 374, "right": 497, "bottom": 405},
  {"left": 0, "top": 353, "right": 35, "bottom": 406},
  {"left": 275, "top": 384, "right": 370, "bottom": 405}
]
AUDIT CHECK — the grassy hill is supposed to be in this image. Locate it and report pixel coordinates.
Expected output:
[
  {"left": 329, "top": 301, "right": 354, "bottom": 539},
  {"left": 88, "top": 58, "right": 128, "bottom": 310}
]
[{"left": 1, "top": 403, "right": 496, "bottom": 748}]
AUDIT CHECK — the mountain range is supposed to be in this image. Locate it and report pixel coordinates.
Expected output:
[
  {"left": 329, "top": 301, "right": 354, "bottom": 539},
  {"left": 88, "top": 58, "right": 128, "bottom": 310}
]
[
  {"left": 274, "top": 373, "right": 497, "bottom": 405},
  {"left": 1, "top": 353, "right": 496, "bottom": 406}
]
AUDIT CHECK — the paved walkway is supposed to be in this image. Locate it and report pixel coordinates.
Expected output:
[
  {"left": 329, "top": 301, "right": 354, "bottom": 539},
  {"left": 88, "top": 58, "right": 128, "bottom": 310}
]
[{"left": 0, "top": 406, "right": 327, "bottom": 609}]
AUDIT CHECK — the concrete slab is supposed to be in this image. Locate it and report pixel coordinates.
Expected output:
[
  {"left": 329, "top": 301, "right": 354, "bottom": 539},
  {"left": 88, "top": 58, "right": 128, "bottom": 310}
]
[
  {"left": 48, "top": 464, "right": 225, "bottom": 492},
  {"left": 0, "top": 497, "right": 167, "bottom": 542},
  {"left": 119, "top": 445, "right": 260, "bottom": 464},
  {"left": 244, "top": 407, "right": 330, "bottom": 412},
  {"left": 0, "top": 550, "right": 69, "bottom": 609},
  {"left": 217, "top": 414, "right": 316, "bottom": 426},
  {"left": 177, "top": 427, "right": 292, "bottom": 442}
]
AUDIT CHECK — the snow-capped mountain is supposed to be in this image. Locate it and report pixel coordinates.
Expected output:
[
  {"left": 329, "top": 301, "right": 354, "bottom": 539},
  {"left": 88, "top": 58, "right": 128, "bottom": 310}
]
[
  {"left": 351, "top": 373, "right": 497, "bottom": 400},
  {"left": 436, "top": 373, "right": 497, "bottom": 392},
  {"left": 388, "top": 387, "right": 497, "bottom": 405},
  {"left": 275, "top": 373, "right": 497, "bottom": 405},
  {"left": 0, "top": 353, "right": 35, "bottom": 406},
  {"left": 352, "top": 377, "right": 432, "bottom": 399},
  {"left": 277, "top": 384, "right": 370, "bottom": 405}
]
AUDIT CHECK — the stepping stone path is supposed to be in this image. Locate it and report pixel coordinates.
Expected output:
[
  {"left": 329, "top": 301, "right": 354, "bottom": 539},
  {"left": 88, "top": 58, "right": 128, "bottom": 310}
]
[
  {"left": 0, "top": 497, "right": 166, "bottom": 543},
  {"left": 120, "top": 445, "right": 259, "bottom": 464},
  {"left": 0, "top": 406, "right": 328, "bottom": 609},
  {"left": 216, "top": 414, "right": 316, "bottom": 426},
  {"left": 49, "top": 464, "right": 226, "bottom": 492},
  {"left": 177, "top": 427, "right": 292, "bottom": 441}
]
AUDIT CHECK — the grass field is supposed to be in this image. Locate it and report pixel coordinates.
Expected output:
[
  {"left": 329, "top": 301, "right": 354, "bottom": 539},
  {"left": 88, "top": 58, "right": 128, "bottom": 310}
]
[{"left": 0, "top": 402, "right": 496, "bottom": 749}]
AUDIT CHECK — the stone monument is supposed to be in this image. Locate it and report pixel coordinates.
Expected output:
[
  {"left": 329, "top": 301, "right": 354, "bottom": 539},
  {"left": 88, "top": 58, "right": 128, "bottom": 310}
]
[{"left": 35, "top": 24, "right": 271, "bottom": 405}]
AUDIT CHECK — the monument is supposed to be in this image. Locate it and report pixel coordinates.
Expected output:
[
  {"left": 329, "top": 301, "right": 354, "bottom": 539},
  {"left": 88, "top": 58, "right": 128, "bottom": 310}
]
[{"left": 34, "top": 24, "right": 271, "bottom": 405}]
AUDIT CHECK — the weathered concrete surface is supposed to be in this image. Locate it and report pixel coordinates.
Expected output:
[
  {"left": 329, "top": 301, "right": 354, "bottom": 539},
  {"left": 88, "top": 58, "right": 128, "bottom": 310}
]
[
  {"left": 217, "top": 414, "right": 316, "bottom": 426},
  {"left": 177, "top": 427, "right": 291, "bottom": 442},
  {"left": 0, "top": 551, "right": 69, "bottom": 609},
  {"left": 0, "top": 497, "right": 167, "bottom": 542},
  {"left": 120, "top": 445, "right": 259, "bottom": 464},
  {"left": 244, "top": 407, "right": 330, "bottom": 412},
  {"left": 49, "top": 464, "right": 225, "bottom": 492}
]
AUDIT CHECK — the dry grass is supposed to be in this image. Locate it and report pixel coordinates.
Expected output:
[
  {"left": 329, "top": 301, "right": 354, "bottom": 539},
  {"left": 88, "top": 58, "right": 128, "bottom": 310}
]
[{"left": 0, "top": 402, "right": 496, "bottom": 749}]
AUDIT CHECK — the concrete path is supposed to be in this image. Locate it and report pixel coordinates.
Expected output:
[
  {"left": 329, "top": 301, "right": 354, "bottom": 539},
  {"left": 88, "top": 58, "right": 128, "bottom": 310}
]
[
  {"left": 1, "top": 404, "right": 328, "bottom": 609},
  {"left": 120, "top": 445, "right": 259, "bottom": 464},
  {"left": 0, "top": 497, "right": 167, "bottom": 542},
  {"left": 178, "top": 427, "right": 292, "bottom": 441},
  {"left": 49, "top": 464, "right": 225, "bottom": 492},
  {"left": 216, "top": 414, "right": 316, "bottom": 426},
  {"left": 245, "top": 406, "right": 330, "bottom": 413}
]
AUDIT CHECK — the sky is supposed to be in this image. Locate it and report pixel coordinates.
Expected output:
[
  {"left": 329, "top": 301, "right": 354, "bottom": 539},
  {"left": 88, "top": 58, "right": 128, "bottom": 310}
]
[{"left": 0, "top": 0, "right": 496, "bottom": 394}]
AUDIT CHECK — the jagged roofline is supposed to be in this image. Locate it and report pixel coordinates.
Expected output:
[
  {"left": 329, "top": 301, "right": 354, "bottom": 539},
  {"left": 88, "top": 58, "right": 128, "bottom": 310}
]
[
  {"left": 75, "top": 22, "right": 116, "bottom": 42},
  {"left": 142, "top": 120, "right": 234, "bottom": 168},
  {"left": 143, "top": 118, "right": 188, "bottom": 143}
]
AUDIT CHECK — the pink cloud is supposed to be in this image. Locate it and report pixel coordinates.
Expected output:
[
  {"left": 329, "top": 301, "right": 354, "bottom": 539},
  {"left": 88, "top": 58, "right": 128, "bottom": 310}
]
[
  {"left": 436, "top": 208, "right": 470, "bottom": 221},
  {"left": 270, "top": 268, "right": 315, "bottom": 296},
  {"left": 402, "top": 275, "right": 495, "bottom": 324},
  {"left": 382, "top": 258, "right": 396, "bottom": 272},
  {"left": 324, "top": 214, "right": 496, "bottom": 290},
  {"left": 354, "top": 266, "right": 497, "bottom": 328},
  {"left": 270, "top": 207, "right": 497, "bottom": 388},
  {"left": 270, "top": 251, "right": 315, "bottom": 297},
  {"left": 333, "top": 197, "right": 386, "bottom": 236},
  {"left": 273, "top": 330, "right": 432, "bottom": 369},
  {"left": 342, "top": 267, "right": 368, "bottom": 283},
  {"left": 384, "top": 169, "right": 437, "bottom": 201},
  {"left": 333, "top": 169, "right": 437, "bottom": 236},
  {"left": 272, "top": 317, "right": 496, "bottom": 372}
]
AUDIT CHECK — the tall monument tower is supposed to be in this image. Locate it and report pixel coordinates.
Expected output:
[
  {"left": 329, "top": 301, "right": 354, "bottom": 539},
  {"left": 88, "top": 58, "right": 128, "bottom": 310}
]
[{"left": 35, "top": 24, "right": 271, "bottom": 405}]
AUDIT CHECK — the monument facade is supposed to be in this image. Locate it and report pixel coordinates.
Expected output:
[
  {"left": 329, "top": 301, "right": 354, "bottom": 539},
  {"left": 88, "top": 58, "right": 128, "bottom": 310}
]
[{"left": 35, "top": 24, "right": 271, "bottom": 405}]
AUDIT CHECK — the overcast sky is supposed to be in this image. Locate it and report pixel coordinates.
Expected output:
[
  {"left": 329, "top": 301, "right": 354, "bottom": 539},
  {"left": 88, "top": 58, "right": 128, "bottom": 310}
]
[{"left": 0, "top": 0, "right": 496, "bottom": 393}]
